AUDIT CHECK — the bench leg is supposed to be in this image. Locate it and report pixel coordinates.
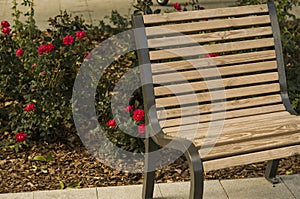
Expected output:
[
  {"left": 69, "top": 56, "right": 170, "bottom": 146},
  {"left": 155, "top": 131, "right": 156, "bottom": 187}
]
[
  {"left": 265, "top": 159, "right": 280, "bottom": 184},
  {"left": 184, "top": 145, "right": 204, "bottom": 199},
  {"left": 143, "top": 138, "right": 160, "bottom": 199}
]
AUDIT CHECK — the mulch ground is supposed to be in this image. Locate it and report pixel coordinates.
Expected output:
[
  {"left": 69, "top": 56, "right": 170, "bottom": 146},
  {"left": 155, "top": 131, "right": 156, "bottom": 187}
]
[{"left": 0, "top": 131, "right": 299, "bottom": 194}]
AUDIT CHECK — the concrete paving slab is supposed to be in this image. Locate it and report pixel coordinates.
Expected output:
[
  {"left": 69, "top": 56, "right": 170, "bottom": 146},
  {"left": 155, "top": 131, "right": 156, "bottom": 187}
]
[
  {"left": 34, "top": 188, "right": 98, "bottom": 199},
  {"left": 0, "top": 192, "right": 33, "bottom": 199},
  {"left": 96, "top": 184, "right": 162, "bottom": 199},
  {"left": 157, "top": 180, "right": 228, "bottom": 199},
  {"left": 220, "top": 177, "right": 296, "bottom": 199},
  {"left": 281, "top": 174, "right": 300, "bottom": 199},
  {"left": 33, "top": 0, "right": 61, "bottom": 29},
  {"left": 0, "top": 0, "right": 8, "bottom": 18},
  {"left": 157, "top": 181, "right": 190, "bottom": 199},
  {"left": 87, "top": 0, "right": 115, "bottom": 24},
  {"left": 204, "top": 180, "right": 228, "bottom": 199}
]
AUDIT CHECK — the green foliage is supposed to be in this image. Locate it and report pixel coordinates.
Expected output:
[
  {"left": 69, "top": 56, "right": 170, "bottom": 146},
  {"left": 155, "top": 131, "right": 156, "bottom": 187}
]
[
  {"left": 32, "top": 152, "right": 53, "bottom": 173},
  {"left": 95, "top": 50, "right": 145, "bottom": 153},
  {"left": 0, "top": 0, "right": 145, "bottom": 154},
  {"left": 33, "top": 152, "right": 52, "bottom": 162},
  {"left": 133, "top": 0, "right": 155, "bottom": 14},
  {"left": 133, "top": 0, "right": 204, "bottom": 14},
  {"left": 0, "top": 139, "right": 28, "bottom": 152},
  {"left": 59, "top": 181, "right": 82, "bottom": 189},
  {"left": 1, "top": 3, "right": 90, "bottom": 141},
  {"left": 236, "top": 0, "right": 300, "bottom": 112},
  {"left": 0, "top": 0, "right": 133, "bottom": 145}
]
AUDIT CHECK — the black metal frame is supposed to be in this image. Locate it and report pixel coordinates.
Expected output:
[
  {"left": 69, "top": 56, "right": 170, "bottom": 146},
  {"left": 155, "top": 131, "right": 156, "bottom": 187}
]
[
  {"left": 132, "top": 14, "right": 204, "bottom": 199},
  {"left": 265, "top": 159, "right": 280, "bottom": 184},
  {"left": 266, "top": 1, "right": 299, "bottom": 184},
  {"left": 268, "top": 1, "right": 298, "bottom": 116}
]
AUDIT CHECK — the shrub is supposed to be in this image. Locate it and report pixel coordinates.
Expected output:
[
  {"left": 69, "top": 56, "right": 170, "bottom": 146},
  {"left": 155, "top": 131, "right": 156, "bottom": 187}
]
[{"left": 0, "top": 0, "right": 133, "bottom": 145}]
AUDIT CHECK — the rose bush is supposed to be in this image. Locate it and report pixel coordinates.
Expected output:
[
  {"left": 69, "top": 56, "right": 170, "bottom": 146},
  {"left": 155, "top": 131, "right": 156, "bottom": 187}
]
[
  {"left": 0, "top": 0, "right": 136, "bottom": 151},
  {"left": 107, "top": 108, "right": 145, "bottom": 134}
]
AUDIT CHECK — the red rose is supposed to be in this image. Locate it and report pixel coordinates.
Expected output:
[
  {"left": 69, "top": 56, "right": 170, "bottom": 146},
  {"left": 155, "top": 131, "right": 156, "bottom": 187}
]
[
  {"left": 133, "top": 109, "right": 145, "bottom": 122},
  {"left": 203, "top": 53, "right": 219, "bottom": 58},
  {"left": 63, "top": 35, "right": 74, "bottom": 45},
  {"left": 106, "top": 119, "right": 116, "bottom": 128},
  {"left": 2, "top": 27, "right": 11, "bottom": 35},
  {"left": 76, "top": 30, "right": 86, "bottom": 39},
  {"left": 125, "top": 105, "right": 133, "bottom": 112},
  {"left": 1, "top": 20, "right": 10, "bottom": 28},
  {"left": 45, "top": 43, "right": 54, "bottom": 52},
  {"left": 173, "top": 3, "right": 181, "bottom": 11},
  {"left": 38, "top": 44, "right": 54, "bottom": 54},
  {"left": 38, "top": 45, "right": 47, "bottom": 54},
  {"left": 15, "top": 131, "right": 28, "bottom": 142},
  {"left": 138, "top": 123, "right": 146, "bottom": 135},
  {"left": 32, "top": 63, "right": 36, "bottom": 68},
  {"left": 24, "top": 103, "right": 36, "bottom": 112},
  {"left": 40, "top": 71, "right": 46, "bottom": 76},
  {"left": 16, "top": 48, "right": 24, "bottom": 57}
]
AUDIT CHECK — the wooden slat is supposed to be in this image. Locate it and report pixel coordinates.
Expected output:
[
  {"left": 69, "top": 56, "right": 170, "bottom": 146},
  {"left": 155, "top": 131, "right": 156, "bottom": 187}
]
[
  {"left": 153, "top": 61, "right": 277, "bottom": 85},
  {"left": 156, "top": 83, "right": 280, "bottom": 108},
  {"left": 151, "top": 50, "right": 276, "bottom": 73},
  {"left": 150, "top": 38, "right": 274, "bottom": 61},
  {"left": 203, "top": 145, "right": 300, "bottom": 171},
  {"left": 145, "top": 15, "right": 271, "bottom": 37},
  {"left": 162, "top": 111, "right": 292, "bottom": 136},
  {"left": 154, "top": 72, "right": 278, "bottom": 96},
  {"left": 143, "top": 4, "right": 268, "bottom": 25},
  {"left": 167, "top": 114, "right": 300, "bottom": 145},
  {"left": 163, "top": 112, "right": 295, "bottom": 140},
  {"left": 197, "top": 119, "right": 300, "bottom": 147},
  {"left": 157, "top": 94, "right": 282, "bottom": 119},
  {"left": 200, "top": 132, "right": 300, "bottom": 160},
  {"left": 160, "top": 104, "right": 285, "bottom": 128},
  {"left": 148, "top": 27, "right": 273, "bottom": 48}
]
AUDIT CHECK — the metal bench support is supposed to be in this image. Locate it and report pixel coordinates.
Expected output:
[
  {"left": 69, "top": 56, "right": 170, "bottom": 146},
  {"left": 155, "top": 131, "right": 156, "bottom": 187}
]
[
  {"left": 265, "top": 159, "right": 280, "bottom": 184},
  {"left": 142, "top": 138, "right": 159, "bottom": 199}
]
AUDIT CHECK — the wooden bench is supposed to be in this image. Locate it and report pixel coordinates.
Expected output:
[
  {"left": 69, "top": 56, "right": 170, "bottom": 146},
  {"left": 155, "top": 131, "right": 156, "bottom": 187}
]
[{"left": 132, "top": 2, "right": 300, "bottom": 198}]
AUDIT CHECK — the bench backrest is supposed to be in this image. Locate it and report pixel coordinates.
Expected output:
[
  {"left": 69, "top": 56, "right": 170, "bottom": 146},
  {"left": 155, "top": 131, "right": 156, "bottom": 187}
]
[{"left": 132, "top": 3, "right": 294, "bottom": 141}]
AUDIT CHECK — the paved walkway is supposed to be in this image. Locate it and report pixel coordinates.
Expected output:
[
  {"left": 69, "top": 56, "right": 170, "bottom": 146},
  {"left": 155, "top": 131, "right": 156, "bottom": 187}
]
[{"left": 0, "top": 175, "right": 299, "bottom": 199}]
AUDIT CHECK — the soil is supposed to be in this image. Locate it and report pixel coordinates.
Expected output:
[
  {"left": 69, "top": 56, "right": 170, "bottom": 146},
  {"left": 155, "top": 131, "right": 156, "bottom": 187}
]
[{"left": 0, "top": 131, "right": 299, "bottom": 194}]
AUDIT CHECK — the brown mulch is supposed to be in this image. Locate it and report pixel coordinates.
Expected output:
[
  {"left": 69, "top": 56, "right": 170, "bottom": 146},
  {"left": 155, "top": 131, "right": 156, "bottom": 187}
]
[{"left": 0, "top": 131, "right": 299, "bottom": 194}]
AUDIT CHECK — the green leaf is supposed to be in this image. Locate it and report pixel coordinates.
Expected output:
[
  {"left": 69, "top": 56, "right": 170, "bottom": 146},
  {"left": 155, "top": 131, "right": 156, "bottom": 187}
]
[
  {"left": 66, "top": 181, "right": 82, "bottom": 189},
  {"left": 59, "top": 181, "right": 65, "bottom": 189},
  {"left": 46, "top": 152, "right": 53, "bottom": 162},
  {"left": 33, "top": 155, "right": 47, "bottom": 162}
]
